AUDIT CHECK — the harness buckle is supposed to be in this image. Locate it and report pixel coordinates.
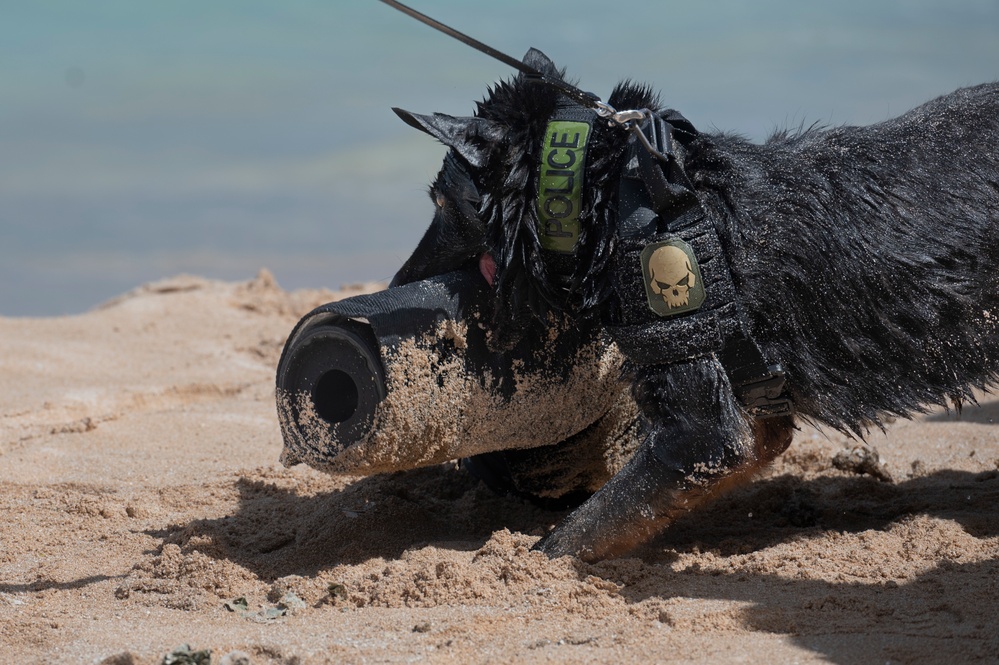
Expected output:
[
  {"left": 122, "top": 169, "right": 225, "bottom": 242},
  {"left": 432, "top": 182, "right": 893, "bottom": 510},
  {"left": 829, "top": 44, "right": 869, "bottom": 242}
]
[{"left": 733, "top": 364, "right": 795, "bottom": 419}]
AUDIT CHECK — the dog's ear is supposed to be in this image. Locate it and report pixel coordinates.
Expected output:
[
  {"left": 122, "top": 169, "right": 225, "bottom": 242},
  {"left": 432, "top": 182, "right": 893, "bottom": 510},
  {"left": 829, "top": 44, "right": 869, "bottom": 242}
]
[
  {"left": 522, "top": 48, "right": 561, "bottom": 79},
  {"left": 392, "top": 108, "right": 502, "bottom": 169}
]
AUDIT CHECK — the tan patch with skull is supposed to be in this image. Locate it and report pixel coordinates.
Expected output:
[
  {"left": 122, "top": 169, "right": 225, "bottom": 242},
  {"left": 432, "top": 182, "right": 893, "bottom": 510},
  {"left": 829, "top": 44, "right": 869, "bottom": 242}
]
[{"left": 640, "top": 240, "right": 706, "bottom": 317}]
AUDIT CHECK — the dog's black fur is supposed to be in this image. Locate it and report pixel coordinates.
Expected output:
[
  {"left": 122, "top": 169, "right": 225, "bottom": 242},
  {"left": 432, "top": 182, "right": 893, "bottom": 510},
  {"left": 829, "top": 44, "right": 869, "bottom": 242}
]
[{"left": 392, "top": 49, "right": 999, "bottom": 560}]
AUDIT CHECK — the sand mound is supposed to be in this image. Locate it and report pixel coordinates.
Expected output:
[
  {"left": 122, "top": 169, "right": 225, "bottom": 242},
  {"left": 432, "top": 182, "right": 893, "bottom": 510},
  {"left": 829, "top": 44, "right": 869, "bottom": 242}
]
[{"left": 1, "top": 272, "right": 997, "bottom": 664}]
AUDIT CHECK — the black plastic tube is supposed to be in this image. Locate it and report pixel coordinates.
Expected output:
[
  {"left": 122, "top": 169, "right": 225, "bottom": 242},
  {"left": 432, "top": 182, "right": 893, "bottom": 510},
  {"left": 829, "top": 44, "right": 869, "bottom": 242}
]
[
  {"left": 275, "top": 268, "right": 629, "bottom": 477},
  {"left": 276, "top": 269, "right": 492, "bottom": 460}
]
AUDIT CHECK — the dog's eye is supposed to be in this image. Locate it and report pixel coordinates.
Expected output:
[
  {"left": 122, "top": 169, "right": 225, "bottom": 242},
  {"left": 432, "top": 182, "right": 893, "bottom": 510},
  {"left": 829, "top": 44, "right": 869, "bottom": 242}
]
[{"left": 435, "top": 192, "right": 446, "bottom": 209}]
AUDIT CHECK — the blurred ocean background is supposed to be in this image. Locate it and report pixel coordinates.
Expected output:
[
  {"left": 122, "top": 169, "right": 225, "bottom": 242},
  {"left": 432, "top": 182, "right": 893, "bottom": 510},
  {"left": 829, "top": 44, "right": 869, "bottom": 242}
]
[{"left": 3, "top": 0, "right": 997, "bottom": 316}]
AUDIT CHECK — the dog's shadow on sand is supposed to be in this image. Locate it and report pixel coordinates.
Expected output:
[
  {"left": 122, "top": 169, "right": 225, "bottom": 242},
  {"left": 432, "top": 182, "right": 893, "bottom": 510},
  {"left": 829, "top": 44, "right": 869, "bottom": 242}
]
[
  {"left": 601, "top": 555, "right": 999, "bottom": 663},
  {"left": 605, "top": 467, "right": 999, "bottom": 662},
  {"left": 161, "top": 464, "right": 999, "bottom": 576},
  {"left": 159, "top": 464, "right": 999, "bottom": 663},
  {"left": 150, "top": 464, "right": 559, "bottom": 577}
]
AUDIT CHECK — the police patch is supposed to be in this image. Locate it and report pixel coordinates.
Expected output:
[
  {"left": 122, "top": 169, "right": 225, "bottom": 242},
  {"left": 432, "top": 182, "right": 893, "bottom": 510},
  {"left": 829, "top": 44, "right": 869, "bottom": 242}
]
[
  {"left": 536, "top": 120, "right": 590, "bottom": 253},
  {"left": 641, "top": 239, "right": 706, "bottom": 317}
]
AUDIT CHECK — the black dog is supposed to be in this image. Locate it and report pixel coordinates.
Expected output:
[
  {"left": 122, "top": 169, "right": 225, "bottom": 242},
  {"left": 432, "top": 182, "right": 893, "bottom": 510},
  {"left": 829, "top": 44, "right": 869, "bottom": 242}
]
[{"left": 391, "top": 49, "right": 999, "bottom": 561}]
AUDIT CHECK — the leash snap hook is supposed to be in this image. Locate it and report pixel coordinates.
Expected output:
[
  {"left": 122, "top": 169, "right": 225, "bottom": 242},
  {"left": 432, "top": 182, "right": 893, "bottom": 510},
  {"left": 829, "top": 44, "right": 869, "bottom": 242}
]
[
  {"left": 593, "top": 100, "right": 618, "bottom": 119},
  {"left": 596, "top": 102, "right": 656, "bottom": 129},
  {"left": 608, "top": 108, "right": 648, "bottom": 127}
]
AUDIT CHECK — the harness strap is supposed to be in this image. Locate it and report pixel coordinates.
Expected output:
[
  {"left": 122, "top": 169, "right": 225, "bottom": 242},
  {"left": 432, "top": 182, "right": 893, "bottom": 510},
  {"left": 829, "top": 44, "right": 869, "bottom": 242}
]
[
  {"left": 607, "top": 113, "right": 793, "bottom": 418},
  {"left": 634, "top": 114, "right": 697, "bottom": 214}
]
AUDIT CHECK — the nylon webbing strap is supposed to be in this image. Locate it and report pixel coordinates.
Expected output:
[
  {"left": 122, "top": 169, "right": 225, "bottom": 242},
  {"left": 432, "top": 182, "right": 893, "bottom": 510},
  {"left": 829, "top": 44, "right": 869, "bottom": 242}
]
[
  {"left": 609, "top": 215, "right": 741, "bottom": 364},
  {"left": 635, "top": 114, "right": 697, "bottom": 216},
  {"left": 606, "top": 113, "right": 792, "bottom": 417}
]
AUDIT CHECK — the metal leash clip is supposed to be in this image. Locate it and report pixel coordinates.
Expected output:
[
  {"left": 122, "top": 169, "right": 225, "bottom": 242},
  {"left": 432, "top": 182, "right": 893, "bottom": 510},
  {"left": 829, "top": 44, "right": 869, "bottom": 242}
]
[{"left": 599, "top": 104, "right": 647, "bottom": 128}]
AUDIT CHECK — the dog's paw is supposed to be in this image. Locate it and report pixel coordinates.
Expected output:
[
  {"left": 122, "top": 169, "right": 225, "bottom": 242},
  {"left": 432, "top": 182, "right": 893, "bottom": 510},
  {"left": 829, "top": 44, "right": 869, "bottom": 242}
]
[{"left": 532, "top": 528, "right": 594, "bottom": 561}]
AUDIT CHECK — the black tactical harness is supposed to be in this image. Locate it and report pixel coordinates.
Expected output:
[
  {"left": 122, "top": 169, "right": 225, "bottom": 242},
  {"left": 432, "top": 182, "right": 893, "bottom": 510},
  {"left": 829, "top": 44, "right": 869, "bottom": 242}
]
[
  {"left": 537, "top": 102, "right": 793, "bottom": 419},
  {"left": 378, "top": 0, "right": 793, "bottom": 418}
]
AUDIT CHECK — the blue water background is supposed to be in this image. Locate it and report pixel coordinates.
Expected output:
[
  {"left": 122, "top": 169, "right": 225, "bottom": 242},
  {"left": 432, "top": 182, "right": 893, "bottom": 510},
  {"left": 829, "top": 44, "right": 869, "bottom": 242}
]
[{"left": 2, "top": 1, "right": 997, "bottom": 315}]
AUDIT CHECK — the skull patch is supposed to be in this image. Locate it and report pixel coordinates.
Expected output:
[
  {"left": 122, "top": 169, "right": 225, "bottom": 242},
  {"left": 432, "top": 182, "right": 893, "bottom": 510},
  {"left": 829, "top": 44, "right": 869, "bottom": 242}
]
[{"left": 640, "top": 240, "right": 706, "bottom": 317}]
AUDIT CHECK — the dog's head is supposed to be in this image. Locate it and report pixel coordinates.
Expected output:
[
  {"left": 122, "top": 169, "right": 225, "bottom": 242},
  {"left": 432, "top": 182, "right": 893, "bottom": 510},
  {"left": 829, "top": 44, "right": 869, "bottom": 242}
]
[{"left": 391, "top": 49, "right": 663, "bottom": 348}]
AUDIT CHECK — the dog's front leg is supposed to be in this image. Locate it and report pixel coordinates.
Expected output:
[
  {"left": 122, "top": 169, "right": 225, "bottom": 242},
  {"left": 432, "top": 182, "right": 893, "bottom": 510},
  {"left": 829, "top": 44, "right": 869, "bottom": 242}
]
[{"left": 533, "top": 356, "right": 793, "bottom": 561}]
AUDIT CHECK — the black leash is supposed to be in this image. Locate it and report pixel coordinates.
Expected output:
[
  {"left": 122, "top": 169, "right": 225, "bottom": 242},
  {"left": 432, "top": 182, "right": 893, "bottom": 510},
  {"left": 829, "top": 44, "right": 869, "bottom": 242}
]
[
  {"left": 377, "top": 0, "right": 535, "bottom": 76},
  {"left": 377, "top": 0, "right": 679, "bottom": 164},
  {"left": 377, "top": 0, "right": 606, "bottom": 112}
]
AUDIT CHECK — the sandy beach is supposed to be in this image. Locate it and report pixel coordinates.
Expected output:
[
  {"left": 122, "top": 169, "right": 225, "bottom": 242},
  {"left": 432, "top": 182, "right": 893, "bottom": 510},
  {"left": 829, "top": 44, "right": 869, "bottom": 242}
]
[{"left": 1, "top": 271, "right": 997, "bottom": 664}]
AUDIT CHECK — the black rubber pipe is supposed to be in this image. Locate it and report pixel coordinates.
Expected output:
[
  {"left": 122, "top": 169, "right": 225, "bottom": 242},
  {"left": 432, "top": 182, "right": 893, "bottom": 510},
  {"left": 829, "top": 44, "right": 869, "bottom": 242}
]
[
  {"left": 275, "top": 268, "right": 627, "bottom": 477},
  {"left": 276, "top": 269, "right": 489, "bottom": 457}
]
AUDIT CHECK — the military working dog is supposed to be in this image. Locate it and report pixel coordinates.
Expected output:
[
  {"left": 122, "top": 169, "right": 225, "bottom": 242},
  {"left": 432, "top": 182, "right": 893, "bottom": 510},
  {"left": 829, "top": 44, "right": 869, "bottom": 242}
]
[{"left": 391, "top": 49, "right": 999, "bottom": 561}]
